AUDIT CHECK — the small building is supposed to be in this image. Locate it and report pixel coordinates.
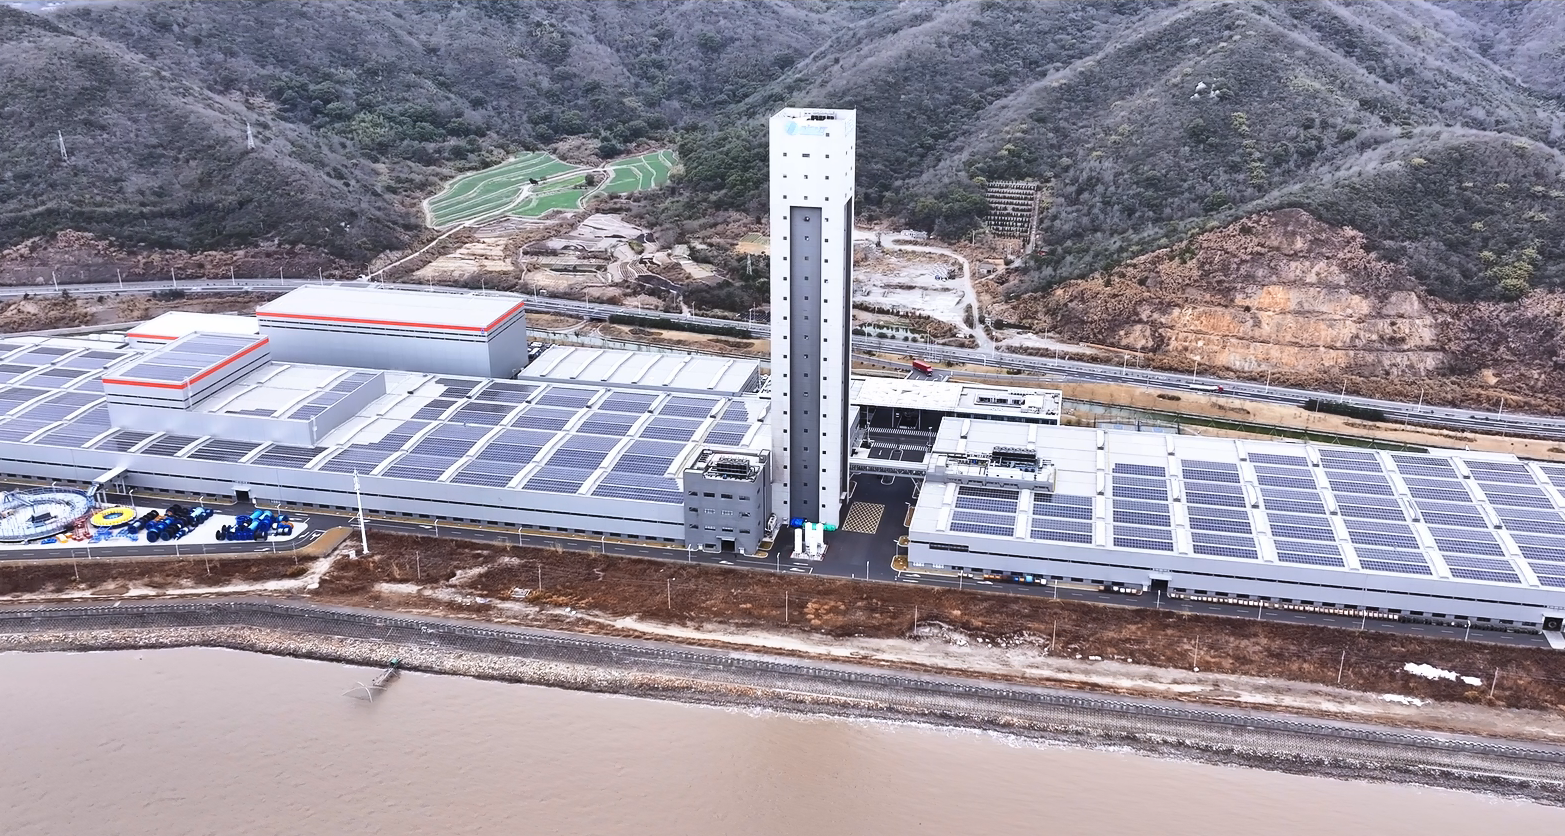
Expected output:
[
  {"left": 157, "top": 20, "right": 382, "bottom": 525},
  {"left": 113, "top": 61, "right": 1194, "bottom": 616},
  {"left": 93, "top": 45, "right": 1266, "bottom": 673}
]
[{"left": 851, "top": 376, "right": 1061, "bottom": 433}]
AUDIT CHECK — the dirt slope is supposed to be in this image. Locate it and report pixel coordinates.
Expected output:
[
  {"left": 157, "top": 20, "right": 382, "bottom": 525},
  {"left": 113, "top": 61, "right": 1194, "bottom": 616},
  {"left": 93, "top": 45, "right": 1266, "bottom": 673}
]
[{"left": 992, "top": 209, "right": 1565, "bottom": 411}]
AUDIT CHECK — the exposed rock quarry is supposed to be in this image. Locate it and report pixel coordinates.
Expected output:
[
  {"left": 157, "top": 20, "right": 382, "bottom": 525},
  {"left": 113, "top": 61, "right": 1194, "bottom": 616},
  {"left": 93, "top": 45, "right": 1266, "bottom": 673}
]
[
  {"left": 993, "top": 210, "right": 1565, "bottom": 411},
  {"left": 996, "top": 210, "right": 1444, "bottom": 376}
]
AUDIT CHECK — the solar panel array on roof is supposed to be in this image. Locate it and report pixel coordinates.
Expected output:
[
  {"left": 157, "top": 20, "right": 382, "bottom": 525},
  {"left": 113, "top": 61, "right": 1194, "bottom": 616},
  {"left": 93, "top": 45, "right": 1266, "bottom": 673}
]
[
  {"left": 110, "top": 333, "right": 264, "bottom": 385},
  {"left": 188, "top": 439, "right": 263, "bottom": 463},
  {"left": 251, "top": 444, "right": 326, "bottom": 469},
  {"left": 33, "top": 406, "right": 110, "bottom": 448}
]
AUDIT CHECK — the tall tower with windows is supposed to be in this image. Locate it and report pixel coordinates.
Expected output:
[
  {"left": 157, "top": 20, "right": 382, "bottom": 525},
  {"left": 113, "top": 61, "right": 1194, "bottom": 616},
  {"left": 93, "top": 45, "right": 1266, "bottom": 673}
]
[{"left": 768, "top": 108, "right": 856, "bottom": 528}]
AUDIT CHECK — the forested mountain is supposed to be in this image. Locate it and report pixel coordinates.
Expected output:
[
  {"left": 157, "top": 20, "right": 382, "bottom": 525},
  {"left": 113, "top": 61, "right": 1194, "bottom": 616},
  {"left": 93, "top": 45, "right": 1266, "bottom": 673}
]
[{"left": 2, "top": 0, "right": 1563, "bottom": 304}]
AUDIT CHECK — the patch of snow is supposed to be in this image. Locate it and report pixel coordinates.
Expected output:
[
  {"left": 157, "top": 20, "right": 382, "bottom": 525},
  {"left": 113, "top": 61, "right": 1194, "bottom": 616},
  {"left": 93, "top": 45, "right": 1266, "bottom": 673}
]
[
  {"left": 1382, "top": 694, "right": 1427, "bottom": 707},
  {"left": 1403, "top": 662, "right": 1482, "bottom": 687}
]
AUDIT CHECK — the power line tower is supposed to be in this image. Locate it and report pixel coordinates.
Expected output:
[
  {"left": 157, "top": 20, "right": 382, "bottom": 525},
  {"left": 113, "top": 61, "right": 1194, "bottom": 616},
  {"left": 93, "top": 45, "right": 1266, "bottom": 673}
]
[
  {"left": 245, "top": 121, "right": 255, "bottom": 151},
  {"left": 57, "top": 130, "right": 67, "bottom": 163}
]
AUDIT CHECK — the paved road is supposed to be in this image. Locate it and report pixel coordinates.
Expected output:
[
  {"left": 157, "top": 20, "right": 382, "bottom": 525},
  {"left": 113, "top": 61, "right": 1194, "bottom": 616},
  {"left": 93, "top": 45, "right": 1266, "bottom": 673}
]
[{"left": 17, "top": 277, "right": 1558, "bottom": 440}]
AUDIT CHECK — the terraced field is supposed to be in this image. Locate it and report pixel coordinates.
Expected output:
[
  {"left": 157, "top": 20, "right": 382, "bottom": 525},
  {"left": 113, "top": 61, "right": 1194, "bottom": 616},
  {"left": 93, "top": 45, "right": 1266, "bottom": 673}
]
[{"left": 424, "top": 149, "right": 677, "bottom": 229}]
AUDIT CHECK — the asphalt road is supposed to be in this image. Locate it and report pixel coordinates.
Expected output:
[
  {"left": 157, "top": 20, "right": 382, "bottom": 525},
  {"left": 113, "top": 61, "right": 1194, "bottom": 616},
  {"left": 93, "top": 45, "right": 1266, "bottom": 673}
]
[{"left": 14, "top": 277, "right": 1565, "bottom": 439}]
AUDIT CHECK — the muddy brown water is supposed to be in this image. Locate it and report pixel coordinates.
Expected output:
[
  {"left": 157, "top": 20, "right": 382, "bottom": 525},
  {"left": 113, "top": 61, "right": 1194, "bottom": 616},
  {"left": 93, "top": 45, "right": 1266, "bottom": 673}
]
[{"left": 2, "top": 648, "right": 1561, "bottom": 835}]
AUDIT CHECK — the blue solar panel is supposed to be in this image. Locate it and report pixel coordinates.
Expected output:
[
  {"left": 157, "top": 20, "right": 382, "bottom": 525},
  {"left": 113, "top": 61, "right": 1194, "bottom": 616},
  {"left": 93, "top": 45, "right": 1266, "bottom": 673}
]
[
  {"left": 952, "top": 521, "right": 1013, "bottom": 537},
  {"left": 1113, "top": 497, "right": 1168, "bottom": 514},
  {"left": 1114, "top": 486, "right": 1168, "bottom": 501},
  {"left": 1277, "top": 551, "right": 1346, "bottom": 568},
  {"left": 1033, "top": 503, "right": 1094, "bottom": 521},
  {"left": 1358, "top": 559, "right": 1434, "bottom": 576},
  {"left": 1030, "top": 518, "right": 1093, "bottom": 534},
  {"left": 1183, "top": 469, "right": 1241, "bottom": 484},
  {"left": 1187, "top": 491, "right": 1248, "bottom": 509},
  {"left": 1348, "top": 530, "right": 1420, "bottom": 550},
  {"left": 1112, "top": 475, "right": 1167, "bottom": 491},
  {"left": 952, "top": 509, "right": 1015, "bottom": 529},
  {"left": 1191, "top": 531, "right": 1255, "bottom": 549},
  {"left": 1249, "top": 452, "right": 1309, "bottom": 467},
  {"left": 1189, "top": 516, "right": 1252, "bottom": 534},
  {"left": 955, "top": 496, "right": 1017, "bottom": 513},
  {"left": 1193, "top": 544, "right": 1259, "bottom": 559},
  {"left": 1269, "top": 523, "right": 1334, "bottom": 541},
  {"left": 1448, "top": 568, "right": 1522, "bottom": 584},
  {"left": 1502, "top": 518, "right": 1565, "bottom": 535},
  {"left": 1274, "top": 539, "right": 1341, "bottom": 556},
  {"left": 1113, "top": 463, "right": 1166, "bottom": 477},
  {"left": 1266, "top": 499, "right": 1329, "bottom": 515},
  {"left": 1113, "top": 524, "right": 1173, "bottom": 551},
  {"left": 960, "top": 486, "right": 1022, "bottom": 500},
  {"left": 1256, "top": 474, "right": 1318, "bottom": 491},
  {"left": 1338, "top": 504, "right": 1408, "bottom": 522},
  {"left": 1114, "top": 510, "right": 1171, "bottom": 527},
  {"left": 1031, "top": 528, "right": 1093, "bottom": 544},
  {"left": 1520, "top": 545, "right": 1565, "bottom": 563},
  {"left": 1183, "top": 459, "right": 1239, "bottom": 472}
]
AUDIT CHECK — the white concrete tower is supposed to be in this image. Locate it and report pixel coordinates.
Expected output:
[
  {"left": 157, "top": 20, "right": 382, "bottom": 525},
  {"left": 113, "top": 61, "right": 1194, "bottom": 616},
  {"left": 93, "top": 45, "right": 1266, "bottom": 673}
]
[{"left": 769, "top": 108, "right": 856, "bottom": 528}]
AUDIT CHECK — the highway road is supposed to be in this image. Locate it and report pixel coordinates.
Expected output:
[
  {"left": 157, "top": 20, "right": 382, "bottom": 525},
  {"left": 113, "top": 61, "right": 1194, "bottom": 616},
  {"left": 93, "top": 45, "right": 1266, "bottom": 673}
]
[{"left": 15, "top": 276, "right": 1563, "bottom": 440}]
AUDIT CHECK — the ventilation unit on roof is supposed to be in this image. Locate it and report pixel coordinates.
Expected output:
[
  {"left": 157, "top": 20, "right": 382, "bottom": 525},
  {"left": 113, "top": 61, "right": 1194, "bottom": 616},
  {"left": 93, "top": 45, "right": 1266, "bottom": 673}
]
[{"left": 990, "top": 446, "right": 1041, "bottom": 472}]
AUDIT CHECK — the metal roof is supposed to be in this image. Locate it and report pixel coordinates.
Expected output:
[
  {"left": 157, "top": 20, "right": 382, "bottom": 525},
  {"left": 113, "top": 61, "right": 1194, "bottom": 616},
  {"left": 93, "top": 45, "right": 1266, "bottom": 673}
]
[
  {"left": 520, "top": 346, "right": 761, "bottom": 395},
  {"left": 256, "top": 285, "right": 525, "bottom": 333},
  {"left": 914, "top": 422, "right": 1565, "bottom": 593},
  {"left": 852, "top": 376, "right": 1061, "bottom": 420},
  {"left": 0, "top": 336, "right": 768, "bottom": 507},
  {"left": 126, "top": 312, "right": 259, "bottom": 344}
]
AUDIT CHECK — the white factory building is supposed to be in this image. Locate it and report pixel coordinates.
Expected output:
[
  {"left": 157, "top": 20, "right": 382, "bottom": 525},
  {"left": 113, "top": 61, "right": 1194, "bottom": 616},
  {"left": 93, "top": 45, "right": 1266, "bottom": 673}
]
[
  {"left": 3, "top": 104, "right": 1563, "bottom": 633},
  {"left": 906, "top": 422, "right": 1565, "bottom": 631}
]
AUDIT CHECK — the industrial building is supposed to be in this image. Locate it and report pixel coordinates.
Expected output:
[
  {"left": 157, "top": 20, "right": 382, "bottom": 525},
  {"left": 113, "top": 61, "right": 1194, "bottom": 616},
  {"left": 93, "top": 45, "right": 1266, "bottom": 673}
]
[
  {"left": 770, "top": 107, "right": 856, "bottom": 528},
  {"left": 905, "top": 422, "right": 1565, "bottom": 631},
  {"left": 3, "top": 104, "right": 1563, "bottom": 634},
  {"left": 256, "top": 284, "right": 529, "bottom": 379}
]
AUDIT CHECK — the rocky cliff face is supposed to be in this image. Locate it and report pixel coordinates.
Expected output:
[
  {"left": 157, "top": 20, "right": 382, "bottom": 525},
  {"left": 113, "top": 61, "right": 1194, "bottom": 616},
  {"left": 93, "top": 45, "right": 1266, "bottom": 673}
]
[
  {"left": 997, "top": 210, "right": 1445, "bottom": 374},
  {"left": 991, "top": 209, "right": 1565, "bottom": 411}
]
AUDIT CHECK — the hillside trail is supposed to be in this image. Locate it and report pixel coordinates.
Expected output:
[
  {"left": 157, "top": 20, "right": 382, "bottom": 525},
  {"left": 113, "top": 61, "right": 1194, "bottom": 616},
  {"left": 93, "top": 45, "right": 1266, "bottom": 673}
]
[{"left": 857, "top": 229, "right": 995, "bottom": 351}]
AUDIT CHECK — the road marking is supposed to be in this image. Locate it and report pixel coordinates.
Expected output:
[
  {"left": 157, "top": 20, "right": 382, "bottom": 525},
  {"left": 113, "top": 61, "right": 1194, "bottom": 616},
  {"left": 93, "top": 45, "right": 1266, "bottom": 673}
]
[{"left": 840, "top": 502, "right": 885, "bottom": 534}]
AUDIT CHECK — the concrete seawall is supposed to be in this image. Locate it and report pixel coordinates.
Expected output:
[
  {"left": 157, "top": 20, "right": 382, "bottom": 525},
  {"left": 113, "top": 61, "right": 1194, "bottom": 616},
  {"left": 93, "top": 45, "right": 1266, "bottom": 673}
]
[{"left": 2, "top": 599, "right": 1561, "bottom": 805}]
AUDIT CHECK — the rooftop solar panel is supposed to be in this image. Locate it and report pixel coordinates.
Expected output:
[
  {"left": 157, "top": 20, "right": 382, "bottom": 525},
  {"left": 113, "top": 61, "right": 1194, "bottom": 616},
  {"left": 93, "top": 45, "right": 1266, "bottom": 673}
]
[
  {"left": 187, "top": 439, "right": 262, "bottom": 463},
  {"left": 1112, "top": 463, "right": 1165, "bottom": 477},
  {"left": 250, "top": 445, "right": 326, "bottom": 469},
  {"left": 142, "top": 434, "right": 200, "bottom": 457},
  {"left": 92, "top": 429, "right": 153, "bottom": 452}
]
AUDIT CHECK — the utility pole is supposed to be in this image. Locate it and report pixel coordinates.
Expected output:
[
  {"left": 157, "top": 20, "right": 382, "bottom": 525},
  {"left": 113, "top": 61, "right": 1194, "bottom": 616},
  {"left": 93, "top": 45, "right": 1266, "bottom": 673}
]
[
  {"left": 1337, "top": 649, "right": 1346, "bottom": 684},
  {"left": 353, "top": 472, "right": 369, "bottom": 554}
]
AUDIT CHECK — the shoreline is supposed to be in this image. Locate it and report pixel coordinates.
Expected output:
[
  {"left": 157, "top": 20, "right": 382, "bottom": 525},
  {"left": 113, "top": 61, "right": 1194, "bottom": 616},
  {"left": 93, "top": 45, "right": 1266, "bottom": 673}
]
[{"left": 3, "top": 603, "right": 1562, "bottom": 806}]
